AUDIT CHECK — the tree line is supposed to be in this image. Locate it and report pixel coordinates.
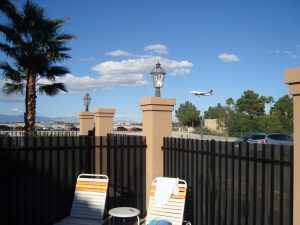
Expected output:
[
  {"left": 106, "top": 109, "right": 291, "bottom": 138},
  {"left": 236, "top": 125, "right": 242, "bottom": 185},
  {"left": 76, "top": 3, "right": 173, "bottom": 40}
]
[{"left": 175, "top": 90, "right": 293, "bottom": 136}]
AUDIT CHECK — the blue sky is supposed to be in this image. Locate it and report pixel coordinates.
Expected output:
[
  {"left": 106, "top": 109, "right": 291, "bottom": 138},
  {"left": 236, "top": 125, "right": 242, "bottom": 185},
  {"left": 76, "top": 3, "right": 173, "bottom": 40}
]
[{"left": 0, "top": 0, "right": 300, "bottom": 122}]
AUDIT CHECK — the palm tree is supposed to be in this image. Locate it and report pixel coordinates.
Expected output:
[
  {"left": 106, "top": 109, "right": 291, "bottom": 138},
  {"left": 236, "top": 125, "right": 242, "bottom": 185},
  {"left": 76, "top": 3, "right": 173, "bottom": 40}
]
[{"left": 0, "top": 0, "right": 75, "bottom": 134}]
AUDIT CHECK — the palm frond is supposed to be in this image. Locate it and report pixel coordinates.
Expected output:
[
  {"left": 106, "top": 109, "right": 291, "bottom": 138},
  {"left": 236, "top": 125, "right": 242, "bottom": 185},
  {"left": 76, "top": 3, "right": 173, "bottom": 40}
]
[
  {"left": 51, "top": 33, "right": 76, "bottom": 43},
  {"left": 0, "top": 0, "right": 22, "bottom": 25},
  {"left": 2, "top": 82, "right": 25, "bottom": 94},
  {"left": 0, "top": 43, "right": 18, "bottom": 58},
  {"left": 47, "top": 65, "right": 69, "bottom": 77},
  {"left": 38, "top": 66, "right": 69, "bottom": 81},
  {"left": 0, "top": 24, "right": 23, "bottom": 45},
  {"left": 0, "top": 61, "right": 24, "bottom": 81},
  {"left": 38, "top": 82, "right": 68, "bottom": 96},
  {"left": 50, "top": 19, "right": 65, "bottom": 28}
]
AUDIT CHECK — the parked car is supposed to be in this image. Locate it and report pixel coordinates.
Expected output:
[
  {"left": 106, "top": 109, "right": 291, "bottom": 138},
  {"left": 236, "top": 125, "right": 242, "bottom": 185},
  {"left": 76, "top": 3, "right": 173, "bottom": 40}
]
[
  {"left": 69, "top": 127, "right": 79, "bottom": 131},
  {"left": 234, "top": 135, "right": 250, "bottom": 149},
  {"left": 247, "top": 133, "right": 293, "bottom": 145},
  {"left": 117, "top": 126, "right": 128, "bottom": 131},
  {"left": 129, "top": 127, "right": 142, "bottom": 132}
]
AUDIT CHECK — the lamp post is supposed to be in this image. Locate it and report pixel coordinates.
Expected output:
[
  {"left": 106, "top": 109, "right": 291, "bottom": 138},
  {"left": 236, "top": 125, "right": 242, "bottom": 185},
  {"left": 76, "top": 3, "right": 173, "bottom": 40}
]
[
  {"left": 84, "top": 93, "right": 91, "bottom": 112},
  {"left": 200, "top": 113, "right": 204, "bottom": 140},
  {"left": 191, "top": 91, "right": 213, "bottom": 140},
  {"left": 150, "top": 62, "right": 166, "bottom": 97}
]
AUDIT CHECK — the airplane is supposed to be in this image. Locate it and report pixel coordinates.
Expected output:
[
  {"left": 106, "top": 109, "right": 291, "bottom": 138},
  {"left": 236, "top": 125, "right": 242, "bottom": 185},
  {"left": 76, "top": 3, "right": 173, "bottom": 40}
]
[{"left": 191, "top": 89, "right": 213, "bottom": 96}]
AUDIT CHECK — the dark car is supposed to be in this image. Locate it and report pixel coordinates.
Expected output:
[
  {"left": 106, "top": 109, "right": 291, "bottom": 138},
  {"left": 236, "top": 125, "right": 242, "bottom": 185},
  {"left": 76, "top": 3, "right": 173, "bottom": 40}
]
[
  {"left": 247, "top": 133, "right": 293, "bottom": 145},
  {"left": 129, "top": 127, "right": 142, "bottom": 132},
  {"left": 234, "top": 135, "right": 250, "bottom": 149},
  {"left": 117, "top": 126, "right": 128, "bottom": 131}
]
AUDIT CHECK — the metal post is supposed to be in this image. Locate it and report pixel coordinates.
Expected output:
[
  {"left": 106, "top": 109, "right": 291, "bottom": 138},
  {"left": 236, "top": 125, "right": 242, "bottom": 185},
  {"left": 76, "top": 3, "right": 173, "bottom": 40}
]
[
  {"left": 155, "top": 87, "right": 161, "bottom": 97},
  {"left": 200, "top": 114, "right": 204, "bottom": 140}
]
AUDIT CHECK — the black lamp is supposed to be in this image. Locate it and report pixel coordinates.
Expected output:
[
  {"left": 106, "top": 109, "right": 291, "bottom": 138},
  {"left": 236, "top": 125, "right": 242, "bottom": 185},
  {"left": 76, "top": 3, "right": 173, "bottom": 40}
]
[
  {"left": 84, "top": 93, "right": 91, "bottom": 112},
  {"left": 150, "top": 62, "right": 166, "bottom": 97}
]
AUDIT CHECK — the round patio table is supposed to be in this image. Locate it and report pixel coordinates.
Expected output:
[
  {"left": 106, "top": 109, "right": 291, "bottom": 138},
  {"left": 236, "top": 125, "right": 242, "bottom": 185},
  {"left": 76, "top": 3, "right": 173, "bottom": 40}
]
[{"left": 108, "top": 207, "right": 140, "bottom": 224}]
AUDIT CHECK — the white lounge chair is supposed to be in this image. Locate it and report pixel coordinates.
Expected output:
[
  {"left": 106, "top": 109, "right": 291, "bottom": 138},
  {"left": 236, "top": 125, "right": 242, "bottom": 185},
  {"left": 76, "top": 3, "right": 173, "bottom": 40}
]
[
  {"left": 144, "top": 177, "right": 191, "bottom": 225},
  {"left": 54, "top": 174, "right": 109, "bottom": 225}
]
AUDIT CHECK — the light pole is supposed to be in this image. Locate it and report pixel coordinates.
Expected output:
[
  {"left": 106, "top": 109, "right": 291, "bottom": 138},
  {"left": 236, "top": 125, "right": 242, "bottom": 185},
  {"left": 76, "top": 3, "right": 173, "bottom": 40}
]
[
  {"left": 191, "top": 90, "right": 213, "bottom": 140},
  {"left": 84, "top": 93, "right": 91, "bottom": 112},
  {"left": 150, "top": 62, "right": 166, "bottom": 97},
  {"left": 200, "top": 113, "right": 204, "bottom": 140}
]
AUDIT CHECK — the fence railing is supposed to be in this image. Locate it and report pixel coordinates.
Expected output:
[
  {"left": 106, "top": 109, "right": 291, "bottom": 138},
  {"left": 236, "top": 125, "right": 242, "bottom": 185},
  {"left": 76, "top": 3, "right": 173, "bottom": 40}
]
[
  {"left": 163, "top": 138, "right": 293, "bottom": 225},
  {"left": 0, "top": 130, "right": 79, "bottom": 137},
  {"left": 0, "top": 134, "right": 146, "bottom": 225}
]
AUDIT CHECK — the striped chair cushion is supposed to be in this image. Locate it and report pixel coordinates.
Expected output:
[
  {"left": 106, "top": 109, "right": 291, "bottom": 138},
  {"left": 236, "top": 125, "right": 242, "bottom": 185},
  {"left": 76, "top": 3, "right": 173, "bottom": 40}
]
[
  {"left": 146, "top": 178, "right": 187, "bottom": 225},
  {"left": 70, "top": 175, "right": 108, "bottom": 220}
]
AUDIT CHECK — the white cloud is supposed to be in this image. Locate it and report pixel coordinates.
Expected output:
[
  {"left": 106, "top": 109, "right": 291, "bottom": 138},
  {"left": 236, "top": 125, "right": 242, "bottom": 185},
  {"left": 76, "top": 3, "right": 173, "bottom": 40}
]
[
  {"left": 284, "top": 50, "right": 297, "bottom": 59},
  {"left": 172, "top": 68, "right": 191, "bottom": 75},
  {"left": 144, "top": 44, "right": 168, "bottom": 54},
  {"left": 52, "top": 55, "right": 193, "bottom": 93},
  {"left": 106, "top": 50, "right": 131, "bottom": 57},
  {"left": 53, "top": 73, "right": 147, "bottom": 93},
  {"left": 219, "top": 52, "right": 240, "bottom": 62},
  {"left": 10, "top": 108, "right": 22, "bottom": 114},
  {"left": 269, "top": 49, "right": 297, "bottom": 59}
]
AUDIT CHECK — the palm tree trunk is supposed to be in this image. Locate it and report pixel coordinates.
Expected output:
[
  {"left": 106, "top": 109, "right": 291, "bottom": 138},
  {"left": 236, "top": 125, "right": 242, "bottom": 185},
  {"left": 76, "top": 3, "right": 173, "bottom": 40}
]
[
  {"left": 24, "top": 87, "right": 29, "bottom": 133},
  {"left": 27, "top": 73, "right": 36, "bottom": 134}
]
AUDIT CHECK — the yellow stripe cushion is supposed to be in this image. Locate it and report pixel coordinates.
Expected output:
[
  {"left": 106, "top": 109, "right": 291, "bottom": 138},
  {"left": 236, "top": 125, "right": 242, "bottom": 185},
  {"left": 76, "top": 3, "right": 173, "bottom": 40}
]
[{"left": 75, "top": 181, "right": 108, "bottom": 192}]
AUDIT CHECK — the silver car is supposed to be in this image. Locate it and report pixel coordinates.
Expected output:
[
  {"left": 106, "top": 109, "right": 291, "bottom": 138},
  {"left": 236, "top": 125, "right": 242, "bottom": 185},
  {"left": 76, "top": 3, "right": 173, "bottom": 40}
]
[{"left": 247, "top": 133, "right": 293, "bottom": 145}]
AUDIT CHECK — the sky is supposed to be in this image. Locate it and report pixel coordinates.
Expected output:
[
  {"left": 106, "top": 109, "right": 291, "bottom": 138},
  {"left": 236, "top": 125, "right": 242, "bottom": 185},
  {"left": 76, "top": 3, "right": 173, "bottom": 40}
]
[{"left": 0, "top": 0, "right": 300, "bottom": 122}]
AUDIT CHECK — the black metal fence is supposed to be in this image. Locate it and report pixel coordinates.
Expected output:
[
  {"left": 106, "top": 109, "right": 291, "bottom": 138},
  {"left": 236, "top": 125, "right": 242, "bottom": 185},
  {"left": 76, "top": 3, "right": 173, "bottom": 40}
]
[
  {"left": 0, "top": 134, "right": 146, "bottom": 225},
  {"left": 163, "top": 138, "right": 293, "bottom": 225},
  {"left": 0, "top": 130, "right": 79, "bottom": 137}
]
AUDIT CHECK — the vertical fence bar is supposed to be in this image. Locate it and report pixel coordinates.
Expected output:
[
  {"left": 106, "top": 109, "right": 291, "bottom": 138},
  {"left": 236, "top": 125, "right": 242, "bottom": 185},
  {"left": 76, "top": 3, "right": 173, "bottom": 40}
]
[
  {"left": 210, "top": 140, "right": 216, "bottom": 225},
  {"left": 245, "top": 143, "right": 250, "bottom": 225},
  {"left": 253, "top": 144, "right": 258, "bottom": 225},
  {"left": 261, "top": 144, "right": 266, "bottom": 225},
  {"left": 270, "top": 145, "right": 275, "bottom": 225},
  {"left": 195, "top": 139, "right": 200, "bottom": 225},
  {"left": 200, "top": 140, "right": 204, "bottom": 225},
  {"left": 238, "top": 141, "right": 242, "bottom": 225},
  {"left": 280, "top": 145, "right": 284, "bottom": 225},
  {"left": 290, "top": 146, "right": 293, "bottom": 225},
  {"left": 224, "top": 141, "right": 229, "bottom": 225},
  {"left": 217, "top": 141, "right": 222, "bottom": 225},
  {"left": 230, "top": 142, "right": 235, "bottom": 225}
]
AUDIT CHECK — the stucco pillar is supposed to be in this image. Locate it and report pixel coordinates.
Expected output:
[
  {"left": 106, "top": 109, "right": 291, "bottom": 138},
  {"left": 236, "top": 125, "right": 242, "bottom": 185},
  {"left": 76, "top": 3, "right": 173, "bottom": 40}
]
[
  {"left": 78, "top": 112, "right": 94, "bottom": 136},
  {"left": 140, "top": 97, "right": 176, "bottom": 205},
  {"left": 285, "top": 67, "right": 300, "bottom": 225},
  {"left": 94, "top": 108, "right": 115, "bottom": 174},
  {"left": 94, "top": 108, "right": 115, "bottom": 136}
]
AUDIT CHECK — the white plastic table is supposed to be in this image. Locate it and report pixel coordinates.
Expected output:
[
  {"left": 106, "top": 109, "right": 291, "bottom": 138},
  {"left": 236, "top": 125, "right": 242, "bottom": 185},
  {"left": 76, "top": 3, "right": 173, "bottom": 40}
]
[{"left": 108, "top": 207, "right": 140, "bottom": 224}]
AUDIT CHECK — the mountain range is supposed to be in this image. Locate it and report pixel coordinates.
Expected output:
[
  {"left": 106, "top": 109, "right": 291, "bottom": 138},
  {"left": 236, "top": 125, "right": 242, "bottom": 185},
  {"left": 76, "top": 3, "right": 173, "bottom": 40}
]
[
  {"left": 0, "top": 114, "right": 78, "bottom": 123},
  {"left": 0, "top": 114, "right": 139, "bottom": 124}
]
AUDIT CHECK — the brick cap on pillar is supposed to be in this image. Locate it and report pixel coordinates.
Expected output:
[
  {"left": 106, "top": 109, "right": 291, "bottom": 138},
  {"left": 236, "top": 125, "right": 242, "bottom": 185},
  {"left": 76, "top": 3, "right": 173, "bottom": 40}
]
[
  {"left": 78, "top": 111, "right": 94, "bottom": 119},
  {"left": 140, "top": 97, "right": 176, "bottom": 111},
  {"left": 285, "top": 67, "right": 300, "bottom": 96},
  {"left": 94, "top": 108, "right": 116, "bottom": 117}
]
